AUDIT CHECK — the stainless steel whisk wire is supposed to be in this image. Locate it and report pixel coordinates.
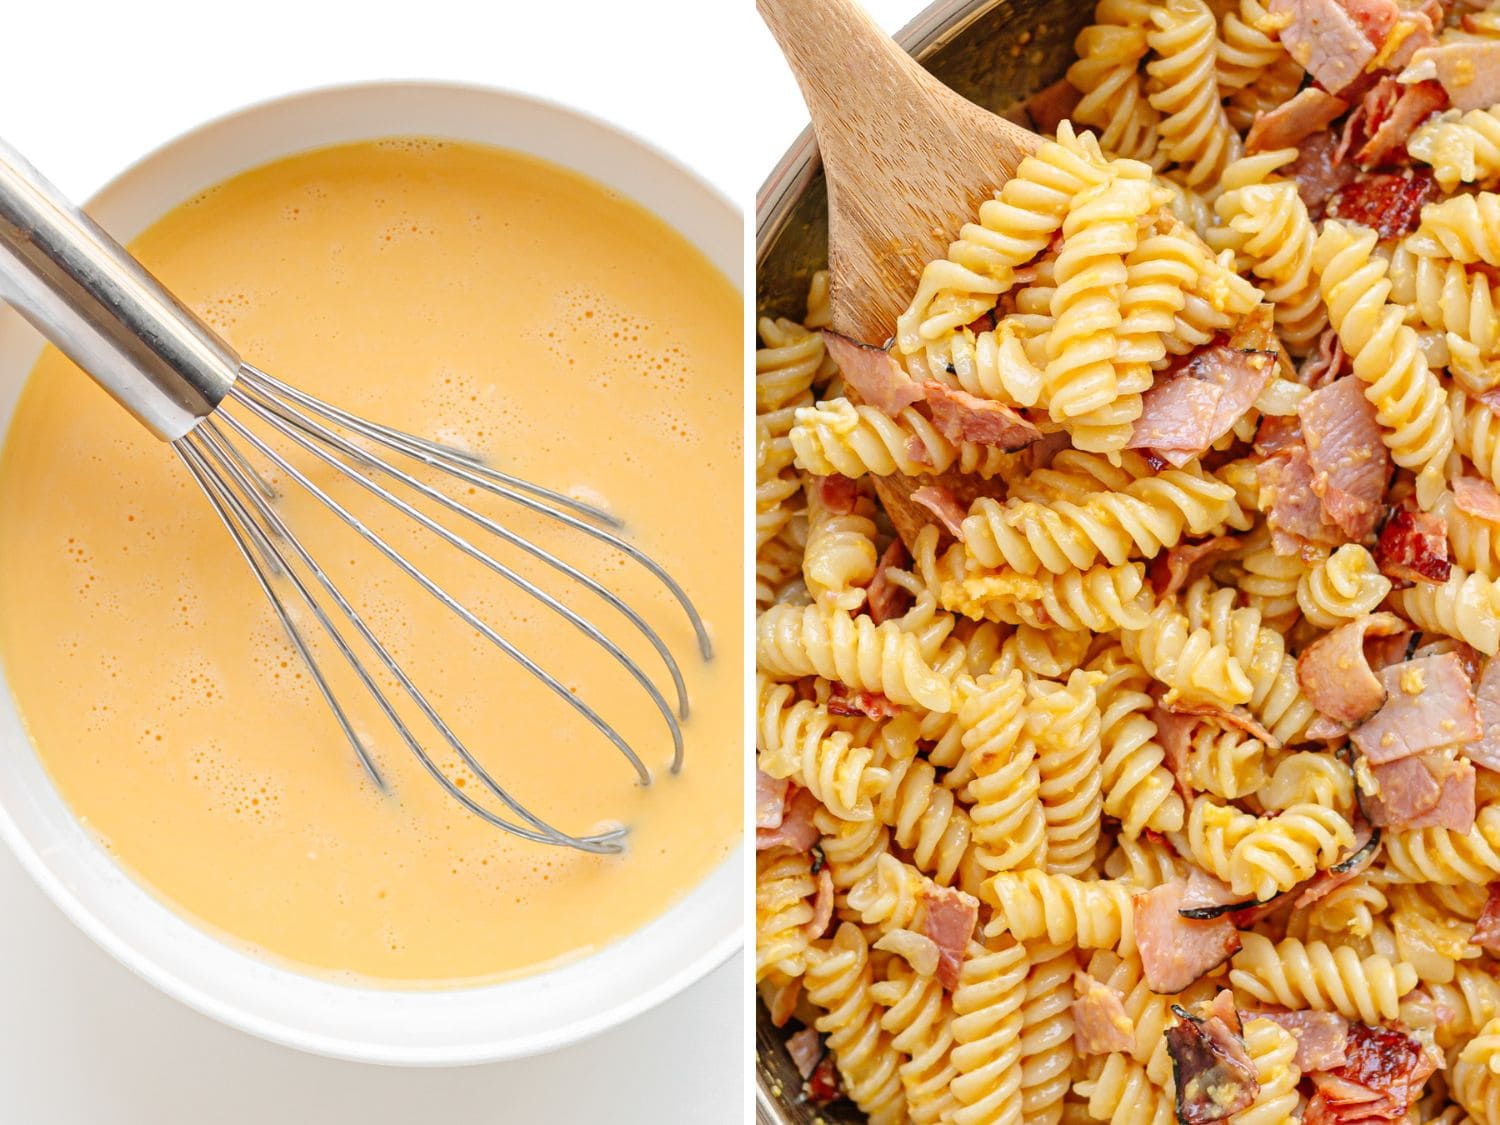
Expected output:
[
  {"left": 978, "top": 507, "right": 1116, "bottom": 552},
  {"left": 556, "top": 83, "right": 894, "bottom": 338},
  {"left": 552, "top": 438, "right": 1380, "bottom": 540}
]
[{"left": 0, "top": 139, "right": 711, "bottom": 854}]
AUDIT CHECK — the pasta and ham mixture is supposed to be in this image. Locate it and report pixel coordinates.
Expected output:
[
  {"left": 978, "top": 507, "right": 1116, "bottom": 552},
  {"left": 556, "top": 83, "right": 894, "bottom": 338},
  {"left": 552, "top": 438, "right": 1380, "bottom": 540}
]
[{"left": 756, "top": 0, "right": 1500, "bottom": 1122}]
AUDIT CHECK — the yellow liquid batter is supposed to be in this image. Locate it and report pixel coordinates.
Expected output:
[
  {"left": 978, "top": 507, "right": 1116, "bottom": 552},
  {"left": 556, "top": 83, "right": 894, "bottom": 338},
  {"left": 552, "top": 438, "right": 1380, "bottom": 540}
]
[{"left": 0, "top": 139, "right": 742, "bottom": 984}]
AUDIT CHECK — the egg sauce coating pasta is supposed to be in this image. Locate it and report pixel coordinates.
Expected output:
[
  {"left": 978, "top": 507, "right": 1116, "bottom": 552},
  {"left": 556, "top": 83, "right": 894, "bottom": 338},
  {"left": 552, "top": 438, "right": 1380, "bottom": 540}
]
[{"left": 758, "top": 3, "right": 1500, "bottom": 1120}]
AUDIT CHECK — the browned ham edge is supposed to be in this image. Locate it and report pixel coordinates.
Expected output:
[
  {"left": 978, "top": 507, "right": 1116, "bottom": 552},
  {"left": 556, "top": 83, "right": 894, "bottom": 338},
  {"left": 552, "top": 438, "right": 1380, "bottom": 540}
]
[
  {"left": 1376, "top": 507, "right": 1450, "bottom": 586},
  {"left": 910, "top": 485, "right": 968, "bottom": 540},
  {"left": 1471, "top": 884, "right": 1500, "bottom": 955},
  {"left": 785, "top": 1027, "right": 823, "bottom": 1079},
  {"left": 821, "top": 331, "right": 926, "bottom": 415},
  {"left": 1455, "top": 477, "right": 1500, "bottom": 522},
  {"left": 1166, "top": 990, "right": 1259, "bottom": 1123},
  {"left": 920, "top": 885, "right": 979, "bottom": 991},
  {"left": 1296, "top": 613, "right": 1408, "bottom": 725},
  {"left": 866, "top": 538, "right": 914, "bottom": 624},
  {"left": 1135, "top": 882, "right": 1242, "bottom": 994},
  {"left": 919, "top": 381, "right": 1042, "bottom": 450},
  {"left": 1402, "top": 41, "right": 1500, "bottom": 111},
  {"left": 805, "top": 867, "right": 835, "bottom": 939},
  {"left": 756, "top": 785, "right": 820, "bottom": 852}
]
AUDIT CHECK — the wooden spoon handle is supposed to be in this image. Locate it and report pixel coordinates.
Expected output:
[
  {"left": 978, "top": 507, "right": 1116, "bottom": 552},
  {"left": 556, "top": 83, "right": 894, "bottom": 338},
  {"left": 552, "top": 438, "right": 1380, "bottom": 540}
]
[{"left": 757, "top": 0, "right": 1035, "bottom": 343}]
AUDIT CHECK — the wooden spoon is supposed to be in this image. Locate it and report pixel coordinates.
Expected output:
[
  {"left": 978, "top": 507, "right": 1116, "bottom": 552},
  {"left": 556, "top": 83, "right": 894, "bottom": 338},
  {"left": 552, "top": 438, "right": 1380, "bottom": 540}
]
[{"left": 757, "top": 0, "right": 1042, "bottom": 546}]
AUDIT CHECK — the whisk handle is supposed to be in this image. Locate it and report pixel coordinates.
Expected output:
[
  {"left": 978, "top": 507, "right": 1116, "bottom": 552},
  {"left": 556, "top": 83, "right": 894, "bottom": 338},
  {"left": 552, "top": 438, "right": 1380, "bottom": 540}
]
[{"left": 0, "top": 137, "right": 239, "bottom": 441}]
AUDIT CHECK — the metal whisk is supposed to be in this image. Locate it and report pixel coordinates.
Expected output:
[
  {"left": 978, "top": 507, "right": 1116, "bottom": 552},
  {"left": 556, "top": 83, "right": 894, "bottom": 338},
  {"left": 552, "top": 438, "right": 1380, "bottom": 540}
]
[{"left": 0, "top": 139, "right": 711, "bottom": 854}]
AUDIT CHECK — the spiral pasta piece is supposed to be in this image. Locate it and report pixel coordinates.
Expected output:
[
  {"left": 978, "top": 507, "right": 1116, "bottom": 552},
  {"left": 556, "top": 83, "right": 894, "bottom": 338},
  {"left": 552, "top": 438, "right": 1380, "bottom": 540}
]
[
  {"left": 1315, "top": 220, "right": 1454, "bottom": 507},
  {"left": 756, "top": 846, "right": 817, "bottom": 982},
  {"left": 805, "top": 923, "right": 909, "bottom": 1125},
  {"left": 1229, "top": 932, "right": 1419, "bottom": 1023},
  {"left": 1182, "top": 794, "right": 1259, "bottom": 886},
  {"left": 1185, "top": 725, "right": 1269, "bottom": 800},
  {"left": 1233, "top": 540, "right": 1303, "bottom": 632},
  {"left": 1182, "top": 578, "right": 1315, "bottom": 744},
  {"left": 757, "top": 675, "right": 888, "bottom": 820},
  {"left": 1428, "top": 966, "right": 1500, "bottom": 1051},
  {"left": 1020, "top": 943, "right": 1077, "bottom": 1125},
  {"left": 849, "top": 852, "right": 958, "bottom": 935},
  {"left": 1119, "top": 599, "right": 1253, "bottom": 709},
  {"left": 1259, "top": 751, "right": 1353, "bottom": 814},
  {"left": 951, "top": 937, "right": 1030, "bottom": 1125},
  {"left": 1042, "top": 175, "right": 1159, "bottom": 425},
  {"left": 939, "top": 557, "right": 1154, "bottom": 633},
  {"left": 1389, "top": 246, "right": 1500, "bottom": 368},
  {"left": 815, "top": 806, "right": 890, "bottom": 921},
  {"left": 1215, "top": 0, "right": 1286, "bottom": 93},
  {"left": 871, "top": 961, "right": 961, "bottom": 1124},
  {"left": 983, "top": 870, "right": 1136, "bottom": 953},
  {"left": 961, "top": 456, "right": 1241, "bottom": 575},
  {"left": 1229, "top": 802, "right": 1354, "bottom": 900},
  {"left": 1231, "top": 1019, "right": 1302, "bottom": 1125},
  {"left": 1029, "top": 672, "right": 1105, "bottom": 877},
  {"left": 1383, "top": 805, "right": 1500, "bottom": 885},
  {"left": 1090, "top": 647, "right": 1183, "bottom": 837},
  {"left": 758, "top": 602, "right": 953, "bottom": 711},
  {"left": 1067, "top": 0, "right": 1162, "bottom": 164},
  {"left": 801, "top": 476, "right": 878, "bottom": 612},
  {"left": 1411, "top": 107, "right": 1500, "bottom": 192},
  {"left": 1453, "top": 386, "right": 1500, "bottom": 490},
  {"left": 1145, "top": 0, "right": 1241, "bottom": 188},
  {"left": 1412, "top": 192, "right": 1500, "bottom": 266},
  {"left": 962, "top": 669, "right": 1049, "bottom": 874},
  {"left": 1073, "top": 1052, "right": 1174, "bottom": 1125},
  {"left": 1297, "top": 544, "right": 1393, "bottom": 629},
  {"left": 1454, "top": 1018, "right": 1500, "bottom": 1125},
  {"left": 789, "top": 397, "right": 1015, "bottom": 481},
  {"left": 1392, "top": 563, "right": 1500, "bottom": 656},
  {"left": 898, "top": 124, "right": 1112, "bottom": 352},
  {"left": 873, "top": 716, "right": 983, "bottom": 896}
]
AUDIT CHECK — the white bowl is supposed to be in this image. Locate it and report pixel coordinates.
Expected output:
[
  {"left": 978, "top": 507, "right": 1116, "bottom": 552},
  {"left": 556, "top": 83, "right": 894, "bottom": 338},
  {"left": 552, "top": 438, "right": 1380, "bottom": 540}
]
[{"left": 0, "top": 81, "right": 743, "bottom": 1066}]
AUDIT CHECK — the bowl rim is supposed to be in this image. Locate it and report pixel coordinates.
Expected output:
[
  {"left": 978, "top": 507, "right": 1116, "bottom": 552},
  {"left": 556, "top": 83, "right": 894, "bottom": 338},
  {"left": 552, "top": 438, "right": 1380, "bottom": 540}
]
[{"left": 0, "top": 77, "right": 744, "bottom": 1067}]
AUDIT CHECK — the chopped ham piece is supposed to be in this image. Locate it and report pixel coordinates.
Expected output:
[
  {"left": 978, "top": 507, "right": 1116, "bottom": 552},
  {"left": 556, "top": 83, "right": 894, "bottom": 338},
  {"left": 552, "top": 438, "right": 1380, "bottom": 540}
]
[
  {"left": 1297, "top": 613, "right": 1408, "bottom": 725},
  {"left": 1166, "top": 698, "right": 1281, "bottom": 749},
  {"left": 1259, "top": 445, "right": 1344, "bottom": 553},
  {"left": 1414, "top": 637, "right": 1483, "bottom": 682},
  {"left": 1306, "top": 1023, "right": 1439, "bottom": 1123},
  {"left": 1402, "top": 41, "right": 1500, "bottom": 111},
  {"left": 1026, "top": 77, "right": 1082, "bottom": 136},
  {"left": 806, "top": 866, "right": 835, "bottom": 939},
  {"left": 1455, "top": 477, "right": 1500, "bottom": 522},
  {"left": 756, "top": 770, "right": 789, "bottom": 829},
  {"left": 1365, "top": 752, "right": 1477, "bottom": 831},
  {"left": 815, "top": 474, "right": 859, "bottom": 515},
  {"left": 1154, "top": 705, "right": 1199, "bottom": 800},
  {"left": 1471, "top": 885, "right": 1500, "bottom": 956},
  {"left": 1340, "top": 77, "right": 1447, "bottom": 167},
  {"left": 1294, "top": 132, "right": 1359, "bottom": 216},
  {"left": 921, "top": 885, "right": 979, "bottom": 991},
  {"left": 756, "top": 786, "right": 821, "bottom": 852},
  {"left": 910, "top": 485, "right": 968, "bottom": 541},
  {"left": 1360, "top": 80, "right": 1445, "bottom": 165},
  {"left": 1134, "top": 882, "right": 1241, "bottom": 994},
  {"left": 822, "top": 331, "right": 926, "bottom": 416},
  {"left": 1376, "top": 507, "right": 1450, "bottom": 585},
  {"left": 1351, "top": 652, "right": 1480, "bottom": 763},
  {"left": 1166, "top": 991, "right": 1259, "bottom": 1123},
  {"left": 920, "top": 381, "right": 1041, "bottom": 450},
  {"left": 904, "top": 433, "right": 935, "bottom": 468},
  {"left": 1179, "top": 867, "right": 1249, "bottom": 916},
  {"left": 785, "top": 1027, "right": 823, "bottom": 1080},
  {"left": 1242, "top": 88, "right": 1350, "bottom": 153},
  {"left": 1246, "top": 1009, "right": 1350, "bottom": 1071},
  {"left": 1149, "top": 535, "right": 1242, "bottom": 597},
  {"left": 826, "top": 684, "right": 901, "bottom": 720},
  {"left": 1129, "top": 318, "right": 1277, "bottom": 466},
  {"left": 1467, "top": 657, "right": 1500, "bottom": 770},
  {"left": 1300, "top": 377, "right": 1391, "bottom": 540},
  {"left": 1270, "top": 0, "right": 1381, "bottom": 93},
  {"left": 1325, "top": 169, "right": 1437, "bottom": 238},
  {"left": 1247, "top": 88, "right": 1350, "bottom": 153},
  {"left": 866, "top": 539, "right": 913, "bottom": 624},
  {"left": 1073, "top": 973, "right": 1135, "bottom": 1054},
  {"left": 1299, "top": 329, "right": 1348, "bottom": 389},
  {"left": 1479, "top": 386, "right": 1500, "bottom": 420}
]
